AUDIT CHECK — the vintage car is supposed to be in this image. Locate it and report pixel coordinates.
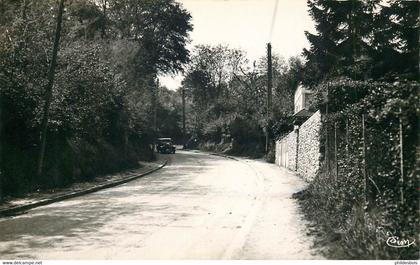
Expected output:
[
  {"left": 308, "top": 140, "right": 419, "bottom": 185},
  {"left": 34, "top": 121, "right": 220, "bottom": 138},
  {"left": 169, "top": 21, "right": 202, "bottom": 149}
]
[{"left": 156, "top": 138, "right": 176, "bottom": 154}]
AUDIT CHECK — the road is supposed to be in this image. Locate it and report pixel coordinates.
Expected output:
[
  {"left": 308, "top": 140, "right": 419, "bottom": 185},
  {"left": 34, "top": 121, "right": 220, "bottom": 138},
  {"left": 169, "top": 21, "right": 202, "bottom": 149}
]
[{"left": 0, "top": 150, "right": 321, "bottom": 259}]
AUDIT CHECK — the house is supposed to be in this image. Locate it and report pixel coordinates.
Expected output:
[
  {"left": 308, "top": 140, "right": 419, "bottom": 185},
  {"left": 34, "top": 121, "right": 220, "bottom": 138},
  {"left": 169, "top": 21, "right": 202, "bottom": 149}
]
[
  {"left": 294, "top": 85, "right": 314, "bottom": 115},
  {"left": 275, "top": 84, "right": 322, "bottom": 182}
]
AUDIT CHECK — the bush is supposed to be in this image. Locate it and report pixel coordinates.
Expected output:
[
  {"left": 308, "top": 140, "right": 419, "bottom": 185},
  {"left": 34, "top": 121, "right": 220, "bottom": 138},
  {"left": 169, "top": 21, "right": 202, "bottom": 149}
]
[
  {"left": 296, "top": 80, "right": 419, "bottom": 259},
  {"left": 265, "top": 144, "right": 276, "bottom": 163}
]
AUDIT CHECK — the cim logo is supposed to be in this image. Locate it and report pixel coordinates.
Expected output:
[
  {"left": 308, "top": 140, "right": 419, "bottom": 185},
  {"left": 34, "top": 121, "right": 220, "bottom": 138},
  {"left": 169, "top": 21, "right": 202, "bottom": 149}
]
[
  {"left": 386, "top": 234, "right": 416, "bottom": 248},
  {"left": 377, "top": 227, "right": 416, "bottom": 248}
]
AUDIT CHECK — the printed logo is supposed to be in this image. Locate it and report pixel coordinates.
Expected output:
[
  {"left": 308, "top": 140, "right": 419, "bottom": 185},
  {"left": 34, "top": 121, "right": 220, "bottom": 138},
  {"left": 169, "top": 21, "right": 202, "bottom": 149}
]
[
  {"left": 386, "top": 235, "right": 416, "bottom": 248},
  {"left": 377, "top": 227, "right": 416, "bottom": 248}
]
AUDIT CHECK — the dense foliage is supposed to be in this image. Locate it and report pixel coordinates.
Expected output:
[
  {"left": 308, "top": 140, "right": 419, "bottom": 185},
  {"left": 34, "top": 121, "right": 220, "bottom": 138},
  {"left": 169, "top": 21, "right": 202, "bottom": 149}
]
[
  {"left": 0, "top": 0, "right": 192, "bottom": 198},
  {"left": 293, "top": 0, "right": 420, "bottom": 259},
  {"left": 182, "top": 44, "right": 302, "bottom": 158},
  {"left": 297, "top": 80, "right": 419, "bottom": 259},
  {"left": 0, "top": 0, "right": 418, "bottom": 259},
  {"left": 303, "top": 0, "right": 419, "bottom": 85}
]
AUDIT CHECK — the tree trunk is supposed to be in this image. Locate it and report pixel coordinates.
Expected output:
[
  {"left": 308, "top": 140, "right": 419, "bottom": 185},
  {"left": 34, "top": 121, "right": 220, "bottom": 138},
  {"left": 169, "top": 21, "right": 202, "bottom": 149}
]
[
  {"left": 153, "top": 78, "right": 159, "bottom": 134},
  {"left": 334, "top": 122, "right": 338, "bottom": 180},
  {"left": 265, "top": 43, "right": 272, "bottom": 153},
  {"left": 399, "top": 112, "right": 404, "bottom": 205},
  {"left": 362, "top": 114, "right": 367, "bottom": 207},
  {"left": 345, "top": 118, "right": 349, "bottom": 157},
  {"left": 325, "top": 83, "right": 329, "bottom": 176},
  {"left": 37, "top": 0, "right": 65, "bottom": 180},
  {"left": 182, "top": 87, "right": 186, "bottom": 144},
  {"left": 101, "top": 0, "right": 107, "bottom": 38},
  {"left": 22, "top": 0, "right": 29, "bottom": 19}
]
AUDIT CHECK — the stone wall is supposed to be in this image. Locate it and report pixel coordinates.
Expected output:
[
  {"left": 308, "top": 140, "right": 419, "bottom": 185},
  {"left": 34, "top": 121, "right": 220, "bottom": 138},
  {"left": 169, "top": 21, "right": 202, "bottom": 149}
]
[
  {"left": 296, "top": 110, "right": 322, "bottom": 181},
  {"left": 275, "top": 110, "right": 322, "bottom": 182},
  {"left": 275, "top": 132, "right": 296, "bottom": 170}
]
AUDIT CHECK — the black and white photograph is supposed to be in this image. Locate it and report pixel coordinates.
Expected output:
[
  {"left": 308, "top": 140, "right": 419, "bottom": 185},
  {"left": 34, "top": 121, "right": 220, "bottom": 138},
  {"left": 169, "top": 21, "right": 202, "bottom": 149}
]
[{"left": 0, "top": 0, "right": 418, "bottom": 263}]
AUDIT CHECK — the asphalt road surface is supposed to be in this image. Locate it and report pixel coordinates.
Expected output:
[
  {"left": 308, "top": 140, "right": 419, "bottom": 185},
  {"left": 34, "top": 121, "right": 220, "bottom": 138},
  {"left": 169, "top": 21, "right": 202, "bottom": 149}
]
[{"left": 0, "top": 150, "right": 322, "bottom": 259}]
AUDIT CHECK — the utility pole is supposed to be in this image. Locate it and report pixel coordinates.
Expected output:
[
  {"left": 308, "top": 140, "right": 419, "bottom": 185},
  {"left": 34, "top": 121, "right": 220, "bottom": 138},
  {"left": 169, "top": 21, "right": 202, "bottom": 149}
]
[
  {"left": 266, "top": 43, "right": 273, "bottom": 153},
  {"left": 154, "top": 78, "right": 159, "bottom": 135},
  {"left": 182, "top": 86, "right": 186, "bottom": 145},
  {"left": 37, "top": 0, "right": 65, "bottom": 179},
  {"left": 325, "top": 82, "right": 329, "bottom": 176}
]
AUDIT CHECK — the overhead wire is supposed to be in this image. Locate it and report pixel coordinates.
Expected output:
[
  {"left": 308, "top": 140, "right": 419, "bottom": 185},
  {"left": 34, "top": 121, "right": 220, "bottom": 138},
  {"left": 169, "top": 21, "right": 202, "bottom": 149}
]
[{"left": 268, "top": 0, "right": 280, "bottom": 42}]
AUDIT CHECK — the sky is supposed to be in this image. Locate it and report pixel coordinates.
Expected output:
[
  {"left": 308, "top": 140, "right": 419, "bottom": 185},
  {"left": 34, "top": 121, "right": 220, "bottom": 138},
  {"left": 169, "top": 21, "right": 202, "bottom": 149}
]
[{"left": 159, "top": 0, "right": 315, "bottom": 90}]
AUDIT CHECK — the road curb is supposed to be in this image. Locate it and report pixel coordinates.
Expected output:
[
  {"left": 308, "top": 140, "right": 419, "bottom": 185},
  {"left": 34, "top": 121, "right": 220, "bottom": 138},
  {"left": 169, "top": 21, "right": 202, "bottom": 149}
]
[
  {"left": 0, "top": 159, "right": 168, "bottom": 217},
  {"left": 210, "top": 152, "right": 239, "bottom": 161}
]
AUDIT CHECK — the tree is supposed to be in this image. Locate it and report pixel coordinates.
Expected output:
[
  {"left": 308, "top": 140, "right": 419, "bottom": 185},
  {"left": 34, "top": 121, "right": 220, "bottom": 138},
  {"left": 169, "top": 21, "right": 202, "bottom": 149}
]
[
  {"left": 372, "top": 0, "right": 419, "bottom": 80},
  {"left": 156, "top": 87, "right": 183, "bottom": 142},
  {"left": 104, "top": 0, "right": 193, "bottom": 143},
  {"left": 37, "top": 0, "right": 65, "bottom": 178},
  {"left": 183, "top": 45, "right": 250, "bottom": 139},
  {"left": 183, "top": 44, "right": 301, "bottom": 155},
  {"left": 107, "top": 0, "right": 193, "bottom": 76},
  {"left": 302, "top": 0, "right": 419, "bottom": 85},
  {"left": 0, "top": 0, "right": 193, "bottom": 196},
  {"left": 303, "top": 0, "right": 379, "bottom": 84},
  {"left": 65, "top": 0, "right": 105, "bottom": 40}
]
